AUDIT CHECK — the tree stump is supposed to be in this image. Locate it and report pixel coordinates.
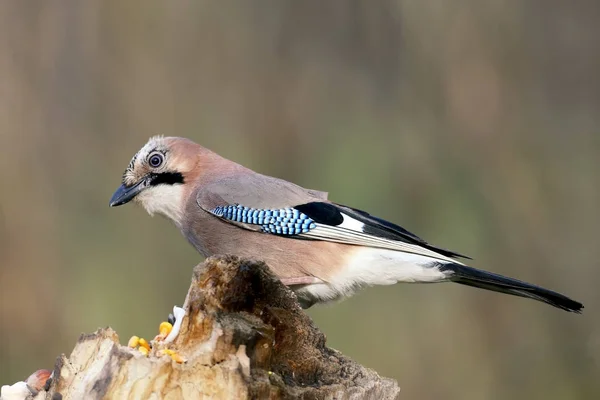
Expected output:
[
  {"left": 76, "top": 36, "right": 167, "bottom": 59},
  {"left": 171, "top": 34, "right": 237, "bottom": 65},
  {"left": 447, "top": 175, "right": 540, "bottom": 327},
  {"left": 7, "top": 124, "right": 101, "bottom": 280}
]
[{"left": 5, "top": 256, "right": 400, "bottom": 400}]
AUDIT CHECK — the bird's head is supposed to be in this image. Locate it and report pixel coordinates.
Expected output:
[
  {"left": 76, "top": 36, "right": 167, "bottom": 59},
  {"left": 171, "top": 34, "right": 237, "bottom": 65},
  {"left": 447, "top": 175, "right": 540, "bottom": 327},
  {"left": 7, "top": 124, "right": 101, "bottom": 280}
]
[{"left": 109, "top": 136, "right": 200, "bottom": 224}]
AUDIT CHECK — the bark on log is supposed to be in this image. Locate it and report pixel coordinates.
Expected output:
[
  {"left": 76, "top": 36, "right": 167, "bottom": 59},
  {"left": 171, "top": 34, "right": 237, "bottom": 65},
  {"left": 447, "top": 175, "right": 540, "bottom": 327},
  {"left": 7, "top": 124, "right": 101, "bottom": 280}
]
[{"left": 11, "top": 256, "right": 400, "bottom": 400}]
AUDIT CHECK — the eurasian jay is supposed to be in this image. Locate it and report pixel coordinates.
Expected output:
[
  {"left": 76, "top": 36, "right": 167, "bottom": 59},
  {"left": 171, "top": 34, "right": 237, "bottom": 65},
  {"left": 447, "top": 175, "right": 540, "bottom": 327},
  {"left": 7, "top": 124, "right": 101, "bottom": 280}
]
[{"left": 109, "top": 136, "right": 583, "bottom": 312}]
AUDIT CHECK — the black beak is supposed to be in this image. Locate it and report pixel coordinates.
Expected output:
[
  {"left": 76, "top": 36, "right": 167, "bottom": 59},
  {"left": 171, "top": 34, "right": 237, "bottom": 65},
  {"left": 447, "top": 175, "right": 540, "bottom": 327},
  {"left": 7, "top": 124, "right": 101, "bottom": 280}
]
[{"left": 109, "top": 180, "right": 146, "bottom": 207}]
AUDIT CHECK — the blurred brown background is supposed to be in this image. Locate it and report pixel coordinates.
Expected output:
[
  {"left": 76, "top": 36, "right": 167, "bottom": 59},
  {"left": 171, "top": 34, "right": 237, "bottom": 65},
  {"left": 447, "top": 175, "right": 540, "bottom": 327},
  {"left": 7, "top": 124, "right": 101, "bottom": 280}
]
[{"left": 0, "top": 1, "right": 598, "bottom": 399}]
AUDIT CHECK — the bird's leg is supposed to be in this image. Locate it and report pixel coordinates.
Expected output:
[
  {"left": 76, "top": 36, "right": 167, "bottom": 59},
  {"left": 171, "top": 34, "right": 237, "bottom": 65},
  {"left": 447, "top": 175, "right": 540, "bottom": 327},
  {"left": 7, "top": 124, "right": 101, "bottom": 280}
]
[{"left": 280, "top": 276, "right": 323, "bottom": 286}]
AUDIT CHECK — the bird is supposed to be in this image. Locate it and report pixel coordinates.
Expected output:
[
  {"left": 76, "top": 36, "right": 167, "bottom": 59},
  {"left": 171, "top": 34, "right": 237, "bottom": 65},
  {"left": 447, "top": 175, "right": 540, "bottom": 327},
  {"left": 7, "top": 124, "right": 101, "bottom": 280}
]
[{"left": 109, "top": 136, "right": 583, "bottom": 313}]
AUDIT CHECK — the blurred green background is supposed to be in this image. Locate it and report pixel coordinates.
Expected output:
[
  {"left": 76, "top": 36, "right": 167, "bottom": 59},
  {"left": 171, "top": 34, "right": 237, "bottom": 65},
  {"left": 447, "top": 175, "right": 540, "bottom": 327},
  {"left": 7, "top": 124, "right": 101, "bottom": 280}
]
[{"left": 0, "top": 1, "right": 598, "bottom": 399}]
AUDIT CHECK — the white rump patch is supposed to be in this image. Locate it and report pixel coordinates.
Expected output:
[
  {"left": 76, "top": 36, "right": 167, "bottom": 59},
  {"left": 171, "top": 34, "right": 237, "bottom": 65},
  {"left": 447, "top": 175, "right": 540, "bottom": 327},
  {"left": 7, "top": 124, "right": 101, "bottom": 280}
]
[
  {"left": 341, "top": 248, "right": 451, "bottom": 285},
  {"left": 296, "top": 248, "right": 452, "bottom": 304}
]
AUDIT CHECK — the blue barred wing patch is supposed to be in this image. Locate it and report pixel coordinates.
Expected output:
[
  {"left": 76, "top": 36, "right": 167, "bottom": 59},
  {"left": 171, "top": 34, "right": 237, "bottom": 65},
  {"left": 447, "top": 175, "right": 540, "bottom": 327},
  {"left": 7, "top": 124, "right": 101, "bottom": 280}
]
[{"left": 211, "top": 205, "right": 316, "bottom": 235}]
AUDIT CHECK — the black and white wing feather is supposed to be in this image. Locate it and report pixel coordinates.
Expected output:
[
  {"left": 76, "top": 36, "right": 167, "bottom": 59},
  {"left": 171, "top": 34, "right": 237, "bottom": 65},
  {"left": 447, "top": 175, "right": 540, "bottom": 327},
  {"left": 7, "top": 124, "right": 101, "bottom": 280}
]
[{"left": 293, "top": 202, "right": 469, "bottom": 263}]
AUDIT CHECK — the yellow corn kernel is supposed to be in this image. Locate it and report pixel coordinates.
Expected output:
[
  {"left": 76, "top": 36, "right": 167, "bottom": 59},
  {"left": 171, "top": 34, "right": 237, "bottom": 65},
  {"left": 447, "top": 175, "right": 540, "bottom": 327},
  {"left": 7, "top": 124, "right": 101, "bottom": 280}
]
[
  {"left": 159, "top": 322, "right": 173, "bottom": 337},
  {"left": 138, "top": 346, "right": 149, "bottom": 356},
  {"left": 170, "top": 352, "right": 185, "bottom": 364},
  {"left": 138, "top": 338, "right": 151, "bottom": 351},
  {"left": 159, "top": 348, "right": 184, "bottom": 363},
  {"left": 156, "top": 349, "right": 174, "bottom": 358},
  {"left": 128, "top": 336, "right": 140, "bottom": 348}
]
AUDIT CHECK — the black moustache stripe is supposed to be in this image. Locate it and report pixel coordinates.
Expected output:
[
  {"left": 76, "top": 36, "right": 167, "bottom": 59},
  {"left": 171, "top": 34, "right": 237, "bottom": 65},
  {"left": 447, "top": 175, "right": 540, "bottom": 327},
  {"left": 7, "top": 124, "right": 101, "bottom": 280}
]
[{"left": 149, "top": 172, "right": 185, "bottom": 186}]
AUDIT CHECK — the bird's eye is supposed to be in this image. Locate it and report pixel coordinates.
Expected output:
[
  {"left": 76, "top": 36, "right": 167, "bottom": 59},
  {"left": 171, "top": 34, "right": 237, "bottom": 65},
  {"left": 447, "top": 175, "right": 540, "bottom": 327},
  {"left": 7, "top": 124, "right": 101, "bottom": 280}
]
[{"left": 148, "top": 153, "right": 164, "bottom": 168}]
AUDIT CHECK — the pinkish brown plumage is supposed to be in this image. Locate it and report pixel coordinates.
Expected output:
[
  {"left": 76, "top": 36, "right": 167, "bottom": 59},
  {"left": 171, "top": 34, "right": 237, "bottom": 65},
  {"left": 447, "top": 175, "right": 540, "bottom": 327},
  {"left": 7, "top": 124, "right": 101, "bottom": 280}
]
[{"left": 110, "top": 136, "right": 583, "bottom": 311}]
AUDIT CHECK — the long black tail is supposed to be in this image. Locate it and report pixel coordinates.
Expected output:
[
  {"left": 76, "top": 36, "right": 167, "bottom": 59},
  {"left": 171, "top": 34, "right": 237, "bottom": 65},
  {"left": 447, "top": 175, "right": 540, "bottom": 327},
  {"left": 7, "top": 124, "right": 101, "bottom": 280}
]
[{"left": 440, "top": 263, "right": 583, "bottom": 313}]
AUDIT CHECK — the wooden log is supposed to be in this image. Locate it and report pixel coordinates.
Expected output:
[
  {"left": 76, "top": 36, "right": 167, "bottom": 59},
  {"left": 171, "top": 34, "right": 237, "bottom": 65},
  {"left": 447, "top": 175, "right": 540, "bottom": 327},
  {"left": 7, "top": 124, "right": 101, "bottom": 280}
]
[{"left": 5, "top": 256, "right": 400, "bottom": 400}]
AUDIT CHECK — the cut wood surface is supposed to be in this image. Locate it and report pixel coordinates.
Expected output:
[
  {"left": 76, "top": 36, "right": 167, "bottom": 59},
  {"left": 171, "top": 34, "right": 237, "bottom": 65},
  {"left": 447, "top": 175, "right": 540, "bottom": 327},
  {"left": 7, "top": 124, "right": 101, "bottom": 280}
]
[{"left": 5, "top": 256, "right": 400, "bottom": 400}]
